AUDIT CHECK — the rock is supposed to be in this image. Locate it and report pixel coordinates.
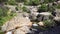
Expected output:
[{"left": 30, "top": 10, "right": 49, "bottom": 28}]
[
  {"left": 38, "top": 22, "right": 44, "bottom": 26},
  {"left": 53, "top": 2, "right": 57, "bottom": 5},
  {"left": 14, "top": 29, "right": 26, "bottom": 34},
  {"left": 14, "top": 26, "right": 31, "bottom": 34},
  {"left": 39, "top": 12, "right": 51, "bottom": 16},
  {"left": 55, "top": 9, "right": 60, "bottom": 17},
  {"left": 37, "top": 14, "right": 43, "bottom": 22},
  {"left": 29, "top": 12, "right": 39, "bottom": 21},
  {"left": 19, "top": 17, "right": 32, "bottom": 27},
  {"left": 53, "top": 17, "right": 60, "bottom": 26},
  {"left": 23, "top": 12, "right": 29, "bottom": 17},
  {"left": 31, "top": 7, "right": 38, "bottom": 12},
  {"left": 5, "top": 31, "right": 12, "bottom": 34},
  {"left": 40, "top": 0, "right": 44, "bottom": 3},
  {"left": 26, "top": 6, "right": 38, "bottom": 12},
  {"left": 1, "top": 15, "right": 32, "bottom": 32},
  {"left": 31, "top": 12, "right": 39, "bottom": 16},
  {"left": 32, "top": 23, "right": 38, "bottom": 27},
  {"left": 57, "top": 1, "right": 60, "bottom": 4},
  {"left": 18, "top": 3, "right": 24, "bottom": 7},
  {"left": 48, "top": 3, "right": 53, "bottom": 7},
  {"left": 29, "top": 13, "right": 37, "bottom": 21},
  {"left": 4, "top": 5, "right": 16, "bottom": 12},
  {"left": 37, "top": 12, "right": 51, "bottom": 21},
  {"left": 54, "top": 17, "right": 60, "bottom": 21},
  {"left": 1, "top": 20, "right": 19, "bottom": 32}
]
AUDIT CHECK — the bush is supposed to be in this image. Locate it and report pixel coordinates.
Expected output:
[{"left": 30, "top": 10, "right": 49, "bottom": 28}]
[
  {"left": 0, "top": 32, "right": 4, "bottom": 34},
  {"left": 16, "top": 0, "right": 24, "bottom": 2},
  {"left": 0, "top": 7, "right": 16, "bottom": 26},
  {"left": 24, "top": 0, "right": 40, "bottom": 6},
  {"left": 48, "top": 6, "right": 55, "bottom": 13},
  {"left": 7, "top": 0, "right": 16, "bottom": 5},
  {"left": 24, "top": 0, "right": 32, "bottom": 5},
  {"left": 44, "top": 0, "right": 56, "bottom": 3},
  {"left": 38, "top": 4, "right": 48, "bottom": 13},
  {"left": 0, "top": 7, "right": 8, "bottom": 16},
  {"left": 22, "top": 6, "right": 30, "bottom": 13},
  {"left": 43, "top": 20, "right": 55, "bottom": 27},
  {"left": 57, "top": 4, "right": 60, "bottom": 9}
]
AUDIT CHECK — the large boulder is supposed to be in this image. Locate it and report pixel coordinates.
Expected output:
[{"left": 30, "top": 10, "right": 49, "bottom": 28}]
[
  {"left": 29, "top": 12, "right": 39, "bottom": 21},
  {"left": 14, "top": 26, "right": 31, "bottom": 34},
  {"left": 54, "top": 17, "right": 60, "bottom": 26},
  {"left": 37, "top": 12, "right": 51, "bottom": 21},
  {"left": 38, "top": 22, "right": 44, "bottom": 26},
  {"left": 57, "top": 1, "right": 60, "bottom": 4},
  {"left": 54, "top": 17, "right": 60, "bottom": 21},
  {"left": 1, "top": 15, "right": 32, "bottom": 32},
  {"left": 26, "top": 6, "right": 38, "bottom": 13},
  {"left": 23, "top": 12, "right": 29, "bottom": 17},
  {"left": 55, "top": 9, "right": 60, "bottom": 17}
]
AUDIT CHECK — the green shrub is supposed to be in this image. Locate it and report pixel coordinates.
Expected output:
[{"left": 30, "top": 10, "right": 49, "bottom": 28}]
[
  {"left": 0, "top": 32, "right": 4, "bottom": 34},
  {"left": 0, "top": 7, "right": 16, "bottom": 26},
  {"left": 22, "top": 6, "right": 27, "bottom": 11},
  {"left": 44, "top": 0, "right": 56, "bottom": 3},
  {"left": 48, "top": 6, "right": 55, "bottom": 13},
  {"left": 24, "top": 0, "right": 32, "bottom": 5},
  {"left": 57, "top": 4, "right": 60, "bottom": 9},
  {"left": 7, "top": 0, "right": 16, "bottom": 5},
  {"left": 22, "top": 6, "right": 30, "bottom": 13},
  {"left": 32, "top": 0, "right": 40, "bottom": 5},
  {"left": 16, "top": 0, "right": 24, "bottom": 2},
  {"left": 38, "top": 4, "right": 48, "bottom": 12},
  {"left": 43, "top": 20, "right": 55, "bottom": 27},
  {"left": 24, "top": 0, "right": 40, "bottom": 5},
  {"left": 0, "top": 7, "right": 8, "bottom": 16}
]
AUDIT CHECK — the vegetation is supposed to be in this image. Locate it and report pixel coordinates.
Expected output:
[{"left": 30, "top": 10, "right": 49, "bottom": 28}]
[
  {"left": 43, "top": 20, "right": 55, "bottom": 27},
  {"left": 22, "top": 6, "right": 30, "bottom": 13},
  {"left": 44, "top": 0, "right": 56, "bottom": 3},
  {"left": 7, "top": 0, "right": 17, "bottom": 5},
  {"left": 57, "top": 4, "right": 60, "bottom": 9},
  {"left": 0, "top": 0, "right": 60, "bottom": 34},
  {"left": 0, "top": 7, "right": 16, "bottom": 34},
  {"left": 0, "top": 7, "right": 16, "bottom": 26},
  {"left": 38, "top": 4, "right": 48, "bottom": 13},
  {"left": 24, "top": 0, "right": 40, "bottom": 6}
]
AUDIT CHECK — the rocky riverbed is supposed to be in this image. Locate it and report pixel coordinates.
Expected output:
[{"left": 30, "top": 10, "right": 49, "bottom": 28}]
[{"left": 1, "top": 0, "right": 60, "bottom": 34}]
